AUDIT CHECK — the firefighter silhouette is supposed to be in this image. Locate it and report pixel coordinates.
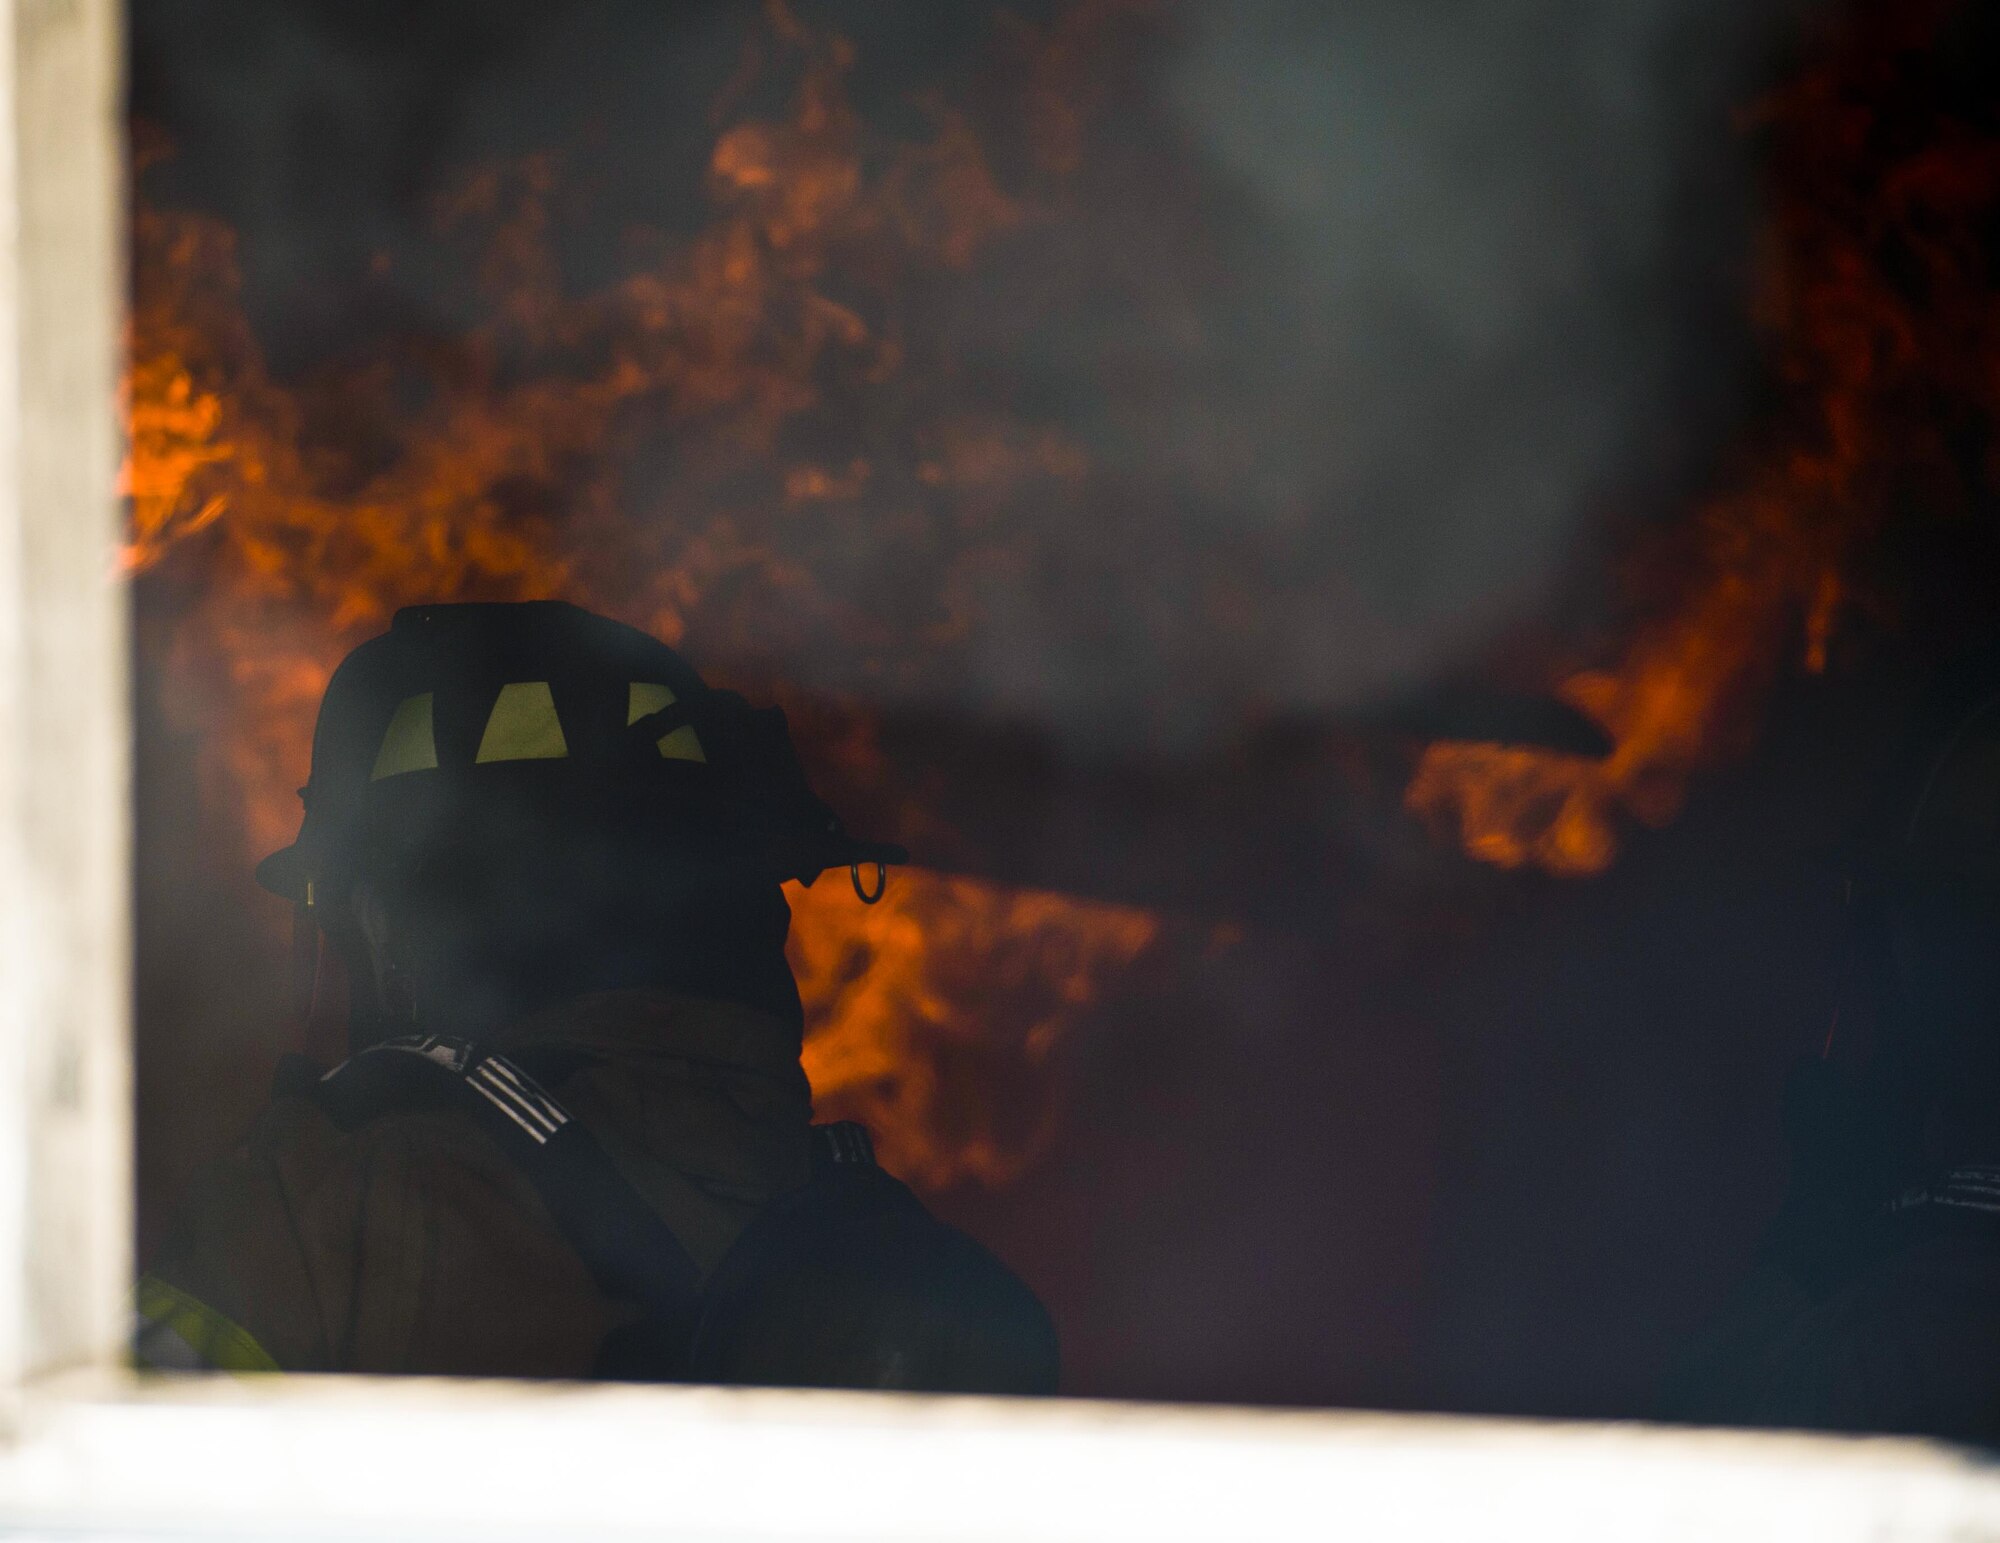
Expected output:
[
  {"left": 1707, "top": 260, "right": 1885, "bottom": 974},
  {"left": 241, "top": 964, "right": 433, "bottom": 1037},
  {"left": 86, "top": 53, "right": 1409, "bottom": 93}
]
[
  {"left": 137, "top": 601, "right": 1057, "bottom": 1391},
  {"left": 1664, "top": 664, "right": 2000, "bottom": 1442}
]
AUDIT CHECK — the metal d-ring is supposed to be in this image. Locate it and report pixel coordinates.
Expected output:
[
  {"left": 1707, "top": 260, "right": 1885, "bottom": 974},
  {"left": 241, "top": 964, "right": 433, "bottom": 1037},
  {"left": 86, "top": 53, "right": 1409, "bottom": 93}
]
[{"left": 851, "top": 860, "right": 887, "bottom": 904}]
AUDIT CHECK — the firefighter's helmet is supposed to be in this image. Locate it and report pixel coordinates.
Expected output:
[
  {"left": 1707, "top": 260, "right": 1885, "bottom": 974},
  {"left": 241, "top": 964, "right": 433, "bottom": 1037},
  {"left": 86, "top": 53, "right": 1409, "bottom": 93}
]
[{"left": 257, "top": 600, "right": 906, "bottom": 913}]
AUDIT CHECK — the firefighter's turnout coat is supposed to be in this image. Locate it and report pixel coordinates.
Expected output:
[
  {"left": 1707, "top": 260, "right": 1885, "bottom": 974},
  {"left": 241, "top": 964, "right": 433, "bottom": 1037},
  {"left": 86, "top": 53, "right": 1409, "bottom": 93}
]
[{"left": 138, "top": 987, "right": 1055, "bottom": 1391}]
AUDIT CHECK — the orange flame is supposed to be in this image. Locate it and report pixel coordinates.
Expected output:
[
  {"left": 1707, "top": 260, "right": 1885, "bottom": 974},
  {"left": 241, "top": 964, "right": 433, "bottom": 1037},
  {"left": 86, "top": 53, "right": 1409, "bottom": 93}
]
[
  {"left": 791, "top": 869, "right": 1157, "bottom": 1188},
  {"left": 1407, "top": 8, "right": 2000, "bottom": 875},
  {"left": 126, "top": 2, "right": 1156, "bottom": 1186}
]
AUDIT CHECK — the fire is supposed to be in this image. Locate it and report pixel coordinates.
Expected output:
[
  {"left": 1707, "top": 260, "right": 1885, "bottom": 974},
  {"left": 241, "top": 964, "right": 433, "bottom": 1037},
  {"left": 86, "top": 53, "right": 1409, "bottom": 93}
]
[
  {"left": 1408, "top": 6, "right": 2000, "bottom": 875},
  {"left": 126, "top": 1, "right": 1156, "bottom": 1186},
  {"left": 790, "top": 869, "right": 1157, "bottom": 1188}
]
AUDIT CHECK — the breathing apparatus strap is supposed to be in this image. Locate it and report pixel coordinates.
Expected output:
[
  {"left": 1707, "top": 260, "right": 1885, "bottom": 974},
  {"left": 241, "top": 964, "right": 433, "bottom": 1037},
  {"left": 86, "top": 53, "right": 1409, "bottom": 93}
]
[
  {"left": 307, "top": 1034, "right": 887, "bottom": 1381},
  {"left": 309, "top": 1034, "right": 707, "bottom": 1361}
]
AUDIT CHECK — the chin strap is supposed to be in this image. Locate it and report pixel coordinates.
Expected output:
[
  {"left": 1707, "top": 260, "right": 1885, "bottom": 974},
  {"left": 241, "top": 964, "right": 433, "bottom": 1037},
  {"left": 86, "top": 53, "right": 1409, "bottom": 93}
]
[{"left": 289, "top": 900, "right": 319, "bottom": 1022}]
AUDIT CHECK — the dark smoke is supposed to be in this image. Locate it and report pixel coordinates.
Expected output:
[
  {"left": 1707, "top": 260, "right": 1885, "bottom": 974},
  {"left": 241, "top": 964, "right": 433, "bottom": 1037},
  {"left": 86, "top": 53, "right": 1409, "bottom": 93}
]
[{"left": 132, "top": 0, "right": 1802, "bottom": 755}]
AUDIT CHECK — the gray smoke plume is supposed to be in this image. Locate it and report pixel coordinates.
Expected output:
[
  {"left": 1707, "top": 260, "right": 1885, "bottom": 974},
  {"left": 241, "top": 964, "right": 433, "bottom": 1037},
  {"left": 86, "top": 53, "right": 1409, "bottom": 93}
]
[
  {"left": 926, "top": 0, "right": 1807, "bottom": 749},
  {"left": 132, "top": 0, "right": 1811, "bottom": 755}
]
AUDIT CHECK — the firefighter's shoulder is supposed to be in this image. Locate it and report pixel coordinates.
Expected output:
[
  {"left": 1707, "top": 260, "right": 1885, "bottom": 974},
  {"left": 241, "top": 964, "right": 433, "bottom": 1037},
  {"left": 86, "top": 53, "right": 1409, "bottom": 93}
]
[{"left": 137, "top": 1049, "right": 596, "bottom": 1376}]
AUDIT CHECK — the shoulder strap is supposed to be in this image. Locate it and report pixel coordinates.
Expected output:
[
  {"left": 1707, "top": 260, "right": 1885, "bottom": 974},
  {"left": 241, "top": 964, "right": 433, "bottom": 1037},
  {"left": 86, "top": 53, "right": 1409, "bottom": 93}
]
[
  {"left": 310, "top": 1035, "right": 705, "bottom": 1364},
  {"left": 810, "top": 1118, "right": 880, "bottom": 1175},
  {"left": 1891, "top": 1164, "right": 2000, "bottom": 1221}
]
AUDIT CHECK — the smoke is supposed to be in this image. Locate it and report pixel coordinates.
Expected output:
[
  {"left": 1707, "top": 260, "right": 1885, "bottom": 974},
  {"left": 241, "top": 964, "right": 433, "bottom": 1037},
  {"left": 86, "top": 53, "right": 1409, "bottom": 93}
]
[
  {"left": 933, "top": 0, "right": 1806, "bottom": 746},
  {"left": 130, "top": 0, "right": 1808, "bottom": 759},
  {"left": 1164, "top": 1, "right": 1779, "bottom": 651}
]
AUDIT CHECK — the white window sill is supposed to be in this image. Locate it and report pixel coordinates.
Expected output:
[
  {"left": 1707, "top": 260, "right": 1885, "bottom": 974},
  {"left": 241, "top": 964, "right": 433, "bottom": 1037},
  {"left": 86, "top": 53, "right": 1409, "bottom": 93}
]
[{"left": 0, "top": 1371, "right": 1992, "bottom": 1541}]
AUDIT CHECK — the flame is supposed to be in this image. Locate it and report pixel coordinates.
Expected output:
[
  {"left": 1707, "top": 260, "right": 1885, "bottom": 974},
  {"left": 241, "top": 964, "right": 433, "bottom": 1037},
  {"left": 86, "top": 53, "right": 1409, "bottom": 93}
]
[
  {"left": 791, "top": 869, "right": 1158, "bottom": 1188},
  {"left": 126, "top": 2, "right": 1156, "bottom": 1185},
  {"left": 1407, "top": 6, "right": 2000, "bottom": 875}
]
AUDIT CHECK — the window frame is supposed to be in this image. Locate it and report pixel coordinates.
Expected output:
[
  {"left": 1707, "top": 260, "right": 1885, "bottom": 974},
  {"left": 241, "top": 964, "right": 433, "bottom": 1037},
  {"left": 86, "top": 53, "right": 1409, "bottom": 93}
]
[{"left": 0, "top": 2, "right": 1995, "bottom": 1538}]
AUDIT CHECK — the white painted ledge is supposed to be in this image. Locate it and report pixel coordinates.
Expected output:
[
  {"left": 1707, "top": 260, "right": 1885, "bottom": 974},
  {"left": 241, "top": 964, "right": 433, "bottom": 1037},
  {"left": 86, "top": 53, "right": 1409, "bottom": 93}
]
[{"left": 0, "top": 1372, "right": 1994, "bottom": 1541}]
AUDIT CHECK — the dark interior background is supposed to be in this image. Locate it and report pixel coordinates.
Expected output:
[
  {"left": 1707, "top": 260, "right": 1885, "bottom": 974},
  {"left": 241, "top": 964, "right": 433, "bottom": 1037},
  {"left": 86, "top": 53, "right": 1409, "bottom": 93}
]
[{"left": 129, "top": 0, "right": 2000, "bottom": 1416}]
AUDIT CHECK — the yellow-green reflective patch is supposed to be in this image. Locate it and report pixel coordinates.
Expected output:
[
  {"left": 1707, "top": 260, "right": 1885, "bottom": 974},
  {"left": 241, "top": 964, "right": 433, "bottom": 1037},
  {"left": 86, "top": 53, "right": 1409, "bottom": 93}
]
[
  {"left": 133, "top": 1273, "right": 280, "bottom": 1374},
  {"left": 370, "top": 692, "right": 438, "bottom": 780},
  {"left": 630, "top": 682, "right": 705, "bottom": 761},
  {"left": 658, "top": 724, "right": 706, "bottom": 763},
  {"left": 627, "top": 682, "right": 676, "bottom": 724},
  {"left": 476, "top": 681, "right": 569, "bottom": 763}
]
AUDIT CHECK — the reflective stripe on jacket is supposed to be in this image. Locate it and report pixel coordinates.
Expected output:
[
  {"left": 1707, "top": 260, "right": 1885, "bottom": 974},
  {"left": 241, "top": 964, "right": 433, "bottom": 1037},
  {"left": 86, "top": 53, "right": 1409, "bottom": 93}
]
[{"left": 133, "top": 1273, "right": 279, "bottom": 1373}]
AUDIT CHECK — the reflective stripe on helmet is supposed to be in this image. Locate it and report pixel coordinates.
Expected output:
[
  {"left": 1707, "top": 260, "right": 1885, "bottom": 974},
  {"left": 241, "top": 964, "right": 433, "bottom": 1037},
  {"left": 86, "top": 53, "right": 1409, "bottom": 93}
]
[
  {"left": 630, "top": 682, "right": 707, "bottom": 762},
  {"left": 372, "top": 678, "right": 708, "bottom": 780},
  {"left": 658, "top": 724, "right": 706, "bottom": 762},
  {"left": 370, "top": 692, "right": 438, "bottom": 781},
  {"left": 627, "top": 681, "right": 675, "bottom": 723},
  {"left": 132, "top": 1273, "right": 281, "bottom": 1374},
  {"left": 475, "top": 681, "right": 569, "bottom": 764}
]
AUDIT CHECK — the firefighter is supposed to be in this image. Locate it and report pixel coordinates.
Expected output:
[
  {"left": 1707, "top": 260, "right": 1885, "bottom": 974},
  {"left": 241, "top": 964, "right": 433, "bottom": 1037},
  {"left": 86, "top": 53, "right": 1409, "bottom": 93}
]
[
  {"left": 136, "top": 600, "right": 1058, "bottom": 1391},
  {"left": 1662, "top": 667, "right": 2000, "bottom": 1442}
]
